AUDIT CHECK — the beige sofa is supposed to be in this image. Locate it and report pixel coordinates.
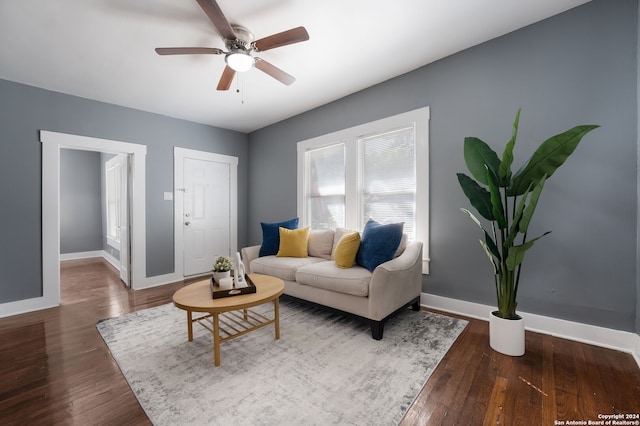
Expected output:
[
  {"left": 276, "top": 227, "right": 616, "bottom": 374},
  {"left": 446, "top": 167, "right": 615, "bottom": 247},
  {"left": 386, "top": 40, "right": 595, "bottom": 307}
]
[{"left": 241, "top": 229, "right": 423, "bottom": 339}]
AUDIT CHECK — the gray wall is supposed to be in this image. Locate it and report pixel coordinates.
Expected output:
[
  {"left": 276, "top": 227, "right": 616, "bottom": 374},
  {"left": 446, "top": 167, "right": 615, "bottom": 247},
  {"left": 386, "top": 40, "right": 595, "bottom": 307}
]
[
  {"left": 248, "top": 0, "right": 638, "bottom": 332},
  {"left": 637, "top": 0, "right": 640, "bottom": 337},
  {"left": 0, "top": 79, "right": 248, "bottom": 304},
  {"left": 60, "top": 149, "right": 103, "bottom": 254}
]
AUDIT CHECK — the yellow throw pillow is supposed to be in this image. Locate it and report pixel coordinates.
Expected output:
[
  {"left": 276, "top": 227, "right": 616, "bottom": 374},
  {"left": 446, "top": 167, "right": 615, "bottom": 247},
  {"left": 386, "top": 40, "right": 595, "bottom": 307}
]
[
  {"left": 277, "top": 227, "right": 310, "bottom": 257},
  {"left": 334, "top": 232, "right": 361, "bottom": 268}
]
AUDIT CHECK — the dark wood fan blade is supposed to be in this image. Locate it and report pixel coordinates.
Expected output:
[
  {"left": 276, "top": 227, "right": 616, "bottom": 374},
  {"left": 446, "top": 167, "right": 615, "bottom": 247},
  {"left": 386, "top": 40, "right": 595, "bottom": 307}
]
[
  {"left": 216, "top": 66, "right": 236, "bottom": 90},
  {"left": 254, "top": 26, "right": 309, "bottom": 52},
  {"left": 254, "top": 58, "right": 295, "bottom": 86},
  {"left": 196, "top": 0, "right": 236, "bottom": 40},
  {"left": 155, "top": 47, "right": 224, "bottom": 55}
]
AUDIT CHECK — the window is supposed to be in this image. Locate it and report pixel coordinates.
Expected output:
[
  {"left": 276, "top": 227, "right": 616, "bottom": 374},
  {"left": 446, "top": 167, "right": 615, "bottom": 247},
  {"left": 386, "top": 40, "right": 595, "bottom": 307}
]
[
  {"left": 297, "top": 107, "right": 429, "bottom": 273},
  {"left": 305, "top": 142, "right": 345, "bottom": 230}
]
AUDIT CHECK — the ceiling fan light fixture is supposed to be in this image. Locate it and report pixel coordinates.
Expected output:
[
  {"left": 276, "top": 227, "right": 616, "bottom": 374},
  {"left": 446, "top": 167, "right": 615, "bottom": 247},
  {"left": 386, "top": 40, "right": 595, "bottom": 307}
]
[{"left": 225, "top": 52, "right": 254, "bottom": 72}]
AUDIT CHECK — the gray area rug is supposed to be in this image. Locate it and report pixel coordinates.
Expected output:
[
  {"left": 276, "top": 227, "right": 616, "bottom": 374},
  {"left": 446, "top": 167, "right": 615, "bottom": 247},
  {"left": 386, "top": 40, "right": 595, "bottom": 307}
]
[{"left": 97, "top": 297, "right": 467, "bottom": 426}]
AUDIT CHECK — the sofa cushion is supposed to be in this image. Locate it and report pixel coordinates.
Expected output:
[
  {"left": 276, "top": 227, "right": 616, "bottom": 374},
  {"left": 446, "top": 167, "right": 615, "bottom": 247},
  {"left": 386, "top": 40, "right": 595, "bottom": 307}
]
[
  {"left": 296, "top": 261, "right": 371, "bottom": 297},
  {"left": 356, "top": 219, "right": 404, "bottom": 272},
  {"left": 333, "top": 232, "right": 361, "bottom": 268},
  {"left": 277, "top": 227, "right": 310, "bottom": 258},
  {"left": 259, "top": 217, "right": 299, "bottom": 257},
  {"left": 250, "top": 255, "right": 325, "bottom": 282},
  {"left": 307, "top": 229, "right": 334, "bottom": 259}
]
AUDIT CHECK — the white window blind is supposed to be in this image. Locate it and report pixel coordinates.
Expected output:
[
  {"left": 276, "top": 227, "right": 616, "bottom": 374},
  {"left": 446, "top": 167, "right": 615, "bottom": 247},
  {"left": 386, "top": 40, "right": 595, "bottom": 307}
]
[
  {"left": 305, "top": 142, "right": 346, "bottom": 230},
  {"left": 359, "top": 125, "right": 416, "bottom": 239}
]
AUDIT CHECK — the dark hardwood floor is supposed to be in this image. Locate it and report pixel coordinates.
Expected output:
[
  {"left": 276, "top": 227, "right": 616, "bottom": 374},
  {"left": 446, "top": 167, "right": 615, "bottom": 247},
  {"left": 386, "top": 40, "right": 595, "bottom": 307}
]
[{"left": 1, "top": 258, "right": 639, "bottom": 425}]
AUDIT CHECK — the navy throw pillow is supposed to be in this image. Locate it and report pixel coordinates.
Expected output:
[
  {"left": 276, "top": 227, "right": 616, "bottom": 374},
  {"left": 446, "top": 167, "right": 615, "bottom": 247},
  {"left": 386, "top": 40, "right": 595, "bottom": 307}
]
[
  {"left": 259, "top": 217, "right": 299, "bottom": 257},
  {"left": 355, "top": 219, "right": 404, "bottom": 272}
]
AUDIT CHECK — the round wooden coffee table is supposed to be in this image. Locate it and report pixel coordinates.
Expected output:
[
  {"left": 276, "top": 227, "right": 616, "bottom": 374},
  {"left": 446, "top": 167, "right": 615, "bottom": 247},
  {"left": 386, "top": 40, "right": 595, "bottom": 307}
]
[{"left": 173, "top": 273, "right": 285, "bottom": 366}]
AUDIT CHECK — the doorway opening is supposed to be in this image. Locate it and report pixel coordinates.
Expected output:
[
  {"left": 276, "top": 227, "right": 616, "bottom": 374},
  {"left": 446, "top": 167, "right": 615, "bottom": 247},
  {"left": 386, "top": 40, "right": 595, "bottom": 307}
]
[
  {"left": 59, "top": 149, "right": 131, "bottom": 287},
  {"left": 41, "top": 131, "right": 147, "bottom": 310}
]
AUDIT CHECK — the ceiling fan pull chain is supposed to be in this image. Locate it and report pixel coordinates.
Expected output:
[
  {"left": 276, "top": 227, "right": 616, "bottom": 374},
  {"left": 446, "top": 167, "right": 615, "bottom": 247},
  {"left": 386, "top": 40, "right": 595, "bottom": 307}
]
[{"left": 235, "top": 74, "right": 244, "bottom": 104}]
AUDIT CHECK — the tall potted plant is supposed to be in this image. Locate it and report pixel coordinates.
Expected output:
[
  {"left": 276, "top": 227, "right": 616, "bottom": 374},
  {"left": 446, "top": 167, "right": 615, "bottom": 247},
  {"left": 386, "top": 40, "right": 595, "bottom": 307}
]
[{"left": 457, "top": 110, "right": 598, "bottom": 356}]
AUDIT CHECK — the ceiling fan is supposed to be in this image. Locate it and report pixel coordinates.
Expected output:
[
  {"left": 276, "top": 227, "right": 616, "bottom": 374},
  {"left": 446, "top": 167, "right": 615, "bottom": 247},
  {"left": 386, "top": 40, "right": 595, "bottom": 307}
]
[{"left": 155, "top": 0, "right": 310, "bottom": 91}]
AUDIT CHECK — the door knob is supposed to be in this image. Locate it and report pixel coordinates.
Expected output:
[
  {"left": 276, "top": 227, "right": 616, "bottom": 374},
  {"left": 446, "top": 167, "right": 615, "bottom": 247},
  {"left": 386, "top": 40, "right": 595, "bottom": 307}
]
[{"left": 185, "top": 221, "right": 191, "bottom": 226}]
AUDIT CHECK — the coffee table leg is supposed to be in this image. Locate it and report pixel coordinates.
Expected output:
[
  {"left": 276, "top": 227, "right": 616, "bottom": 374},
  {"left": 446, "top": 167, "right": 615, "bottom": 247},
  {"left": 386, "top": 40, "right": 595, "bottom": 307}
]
[
  {"left": 213, "top": 312, "right": 221, "bottom": 366},
  {"left": 274, "top": 298, "right": 280, "bottom": 340},
  {"left": 187, "top": 310, "right": 193, "bottom": 341}
]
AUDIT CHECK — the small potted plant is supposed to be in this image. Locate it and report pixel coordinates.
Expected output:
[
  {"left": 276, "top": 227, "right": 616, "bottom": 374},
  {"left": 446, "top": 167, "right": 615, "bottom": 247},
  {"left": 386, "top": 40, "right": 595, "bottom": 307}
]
[{"left": 212, "top": 255, "right": 233, "bottom": 283}]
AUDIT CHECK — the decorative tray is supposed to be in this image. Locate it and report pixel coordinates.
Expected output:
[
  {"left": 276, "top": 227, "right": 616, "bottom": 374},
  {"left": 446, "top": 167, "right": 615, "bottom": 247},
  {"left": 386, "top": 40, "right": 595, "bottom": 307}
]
[{"left": 210, "top": 274, "right": 257, "bottom": 299}]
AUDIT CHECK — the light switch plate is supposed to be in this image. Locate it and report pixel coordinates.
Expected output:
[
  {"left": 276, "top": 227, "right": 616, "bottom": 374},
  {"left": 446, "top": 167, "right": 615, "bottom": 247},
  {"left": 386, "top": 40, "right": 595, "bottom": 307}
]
[{"left": 163, "top": 192, "right": 173, "bottom": 201}]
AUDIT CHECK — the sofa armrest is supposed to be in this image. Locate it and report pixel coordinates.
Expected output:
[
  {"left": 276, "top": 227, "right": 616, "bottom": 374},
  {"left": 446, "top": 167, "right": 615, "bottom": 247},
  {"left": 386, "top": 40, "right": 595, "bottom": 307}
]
[
  {"left": 240, "top": 245, "right": 261, "bottom": 272},
  {"left": 367, "top": 240, "right": 423, "bottom": 320},
  {"left": 377, "top": 240, "right": 423, "bottom": 273}
]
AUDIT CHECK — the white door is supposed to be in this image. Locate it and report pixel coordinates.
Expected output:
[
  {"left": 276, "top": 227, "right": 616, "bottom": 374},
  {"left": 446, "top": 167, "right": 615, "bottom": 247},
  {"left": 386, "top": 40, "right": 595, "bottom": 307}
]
[
  {"left": 105, "top": 153, "right": 131, "bottom": 286},
  {"left": 119, "top": 156, "right": 130, "bottom": 286},
  {"left": 183, "top": 158, "right": 230, "bottom": 276}
]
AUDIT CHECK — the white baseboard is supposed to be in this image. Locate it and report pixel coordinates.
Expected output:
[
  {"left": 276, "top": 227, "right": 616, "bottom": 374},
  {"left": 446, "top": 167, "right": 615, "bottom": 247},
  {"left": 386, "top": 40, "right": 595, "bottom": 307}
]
[
  {"left": 0, "top": 252, "right": 190, "bottom": 318},
  {"left": 137, "top": 271, "right": 214, "bottom": 290},
  {"left": 60, "top": 250, "right": 105, "bottom": 261},
  {"left": 0, "top": 295, "right": 58, "bottom": 319},
  {"left": 59, "top": 251, "right": 186, "bottom": 290},
  {"left": 101, "top": 251, "right": 120, "bottom": 269},
  {"left": 60, "top": 250, "right": 121, "bottom": 269},
  {"left": 136, "top": 272, "right": 184, "bottom": 290},
  {"left": 0, "top": 251, "right": 117, "bottom": 319},
  {"left": 422, "top": 293, "right": 640, "bottom": 369}
]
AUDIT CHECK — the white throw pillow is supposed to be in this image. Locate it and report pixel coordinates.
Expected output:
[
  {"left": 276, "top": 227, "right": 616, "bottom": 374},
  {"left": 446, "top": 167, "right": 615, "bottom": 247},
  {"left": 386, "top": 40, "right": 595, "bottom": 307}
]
[{"left": 307, "top": 229, "right": 335, "bottom": 259}]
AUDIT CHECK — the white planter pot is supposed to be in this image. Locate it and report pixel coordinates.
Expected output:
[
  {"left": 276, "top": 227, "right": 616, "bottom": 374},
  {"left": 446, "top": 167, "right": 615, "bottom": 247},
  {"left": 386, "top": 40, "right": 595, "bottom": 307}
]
[
  {"left": 212, "top": 270, "right": 231, "bottom": 283},
  {"left": 489, "top": 311, "right": 525, "bottom": 356}
]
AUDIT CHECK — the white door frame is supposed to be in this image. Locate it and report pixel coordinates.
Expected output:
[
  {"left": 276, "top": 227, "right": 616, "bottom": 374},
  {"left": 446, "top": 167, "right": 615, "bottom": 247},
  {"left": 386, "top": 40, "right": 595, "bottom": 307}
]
[
  {"left": 174, "top": 147, "right": 238, "bottom": 278},
  {"left": 40, "top": 131, "right": 146, "bottom": 306}
]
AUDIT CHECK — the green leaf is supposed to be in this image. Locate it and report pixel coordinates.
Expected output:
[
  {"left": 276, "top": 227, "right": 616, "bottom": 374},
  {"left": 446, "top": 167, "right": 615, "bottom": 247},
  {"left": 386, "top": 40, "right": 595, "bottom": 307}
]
[
  {"left": 505, "top": 232, "right": 551, "bottom": 270},
  {"left": 519, "top": 175, "right": 546, "bottom": 234},
  {"left": 480, "top": 240, "right": 500, "bottom": 274},
  {"left": 508, "top": 125, "right": 599, "bottom": 196},
  {"left": 504, "top": 183, "right": 531, "bottom": 249},
  {"left": 457, "top": 173, "right": 494, "bottom": 221},
  {"left": 486, "top": 168, "right": 506, "bottom": 229},
  {"left": 462, "top": 208, "right": 502, "bottom": 261},
  {"left": 464, "top": 137, "right": 501, "bottom": 185},
  {"left": 498, "top": 109, "right": 520, "bottom": 185},
  {"left": 484, "top": 230, "right": 501, "bottom": 261}
]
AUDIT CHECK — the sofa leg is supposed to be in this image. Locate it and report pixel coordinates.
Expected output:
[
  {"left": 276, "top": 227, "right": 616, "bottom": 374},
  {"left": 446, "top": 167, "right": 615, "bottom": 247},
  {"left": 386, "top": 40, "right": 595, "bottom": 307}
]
[
  {"left": 411, "top": 297, "right": 420, "bottom": 311},
  {"left": 370, "top": 321, "right": 384, "bottom": 340}
]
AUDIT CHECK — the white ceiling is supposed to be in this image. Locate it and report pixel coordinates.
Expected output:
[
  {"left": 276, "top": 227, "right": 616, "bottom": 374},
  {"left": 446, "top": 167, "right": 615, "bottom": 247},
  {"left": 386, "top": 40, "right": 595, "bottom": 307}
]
[{"left": 0, "top": 0, "right": 590, "bottom": 133}]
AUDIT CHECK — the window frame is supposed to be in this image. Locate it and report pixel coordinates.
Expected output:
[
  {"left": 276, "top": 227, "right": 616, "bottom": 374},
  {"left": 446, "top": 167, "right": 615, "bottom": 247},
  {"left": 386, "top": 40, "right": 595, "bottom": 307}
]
[{"left": 297, "top": 106, "right": 430, "bottom": 273}]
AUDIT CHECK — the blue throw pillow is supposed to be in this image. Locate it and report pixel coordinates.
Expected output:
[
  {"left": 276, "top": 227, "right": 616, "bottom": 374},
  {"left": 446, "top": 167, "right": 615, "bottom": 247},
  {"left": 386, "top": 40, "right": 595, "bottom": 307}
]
[
  {"left": 355, "top": 219, "right": 404, "bottom": 272},
  {"left": 259, "top": 217, "right": 299, "bottom": 257}
]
